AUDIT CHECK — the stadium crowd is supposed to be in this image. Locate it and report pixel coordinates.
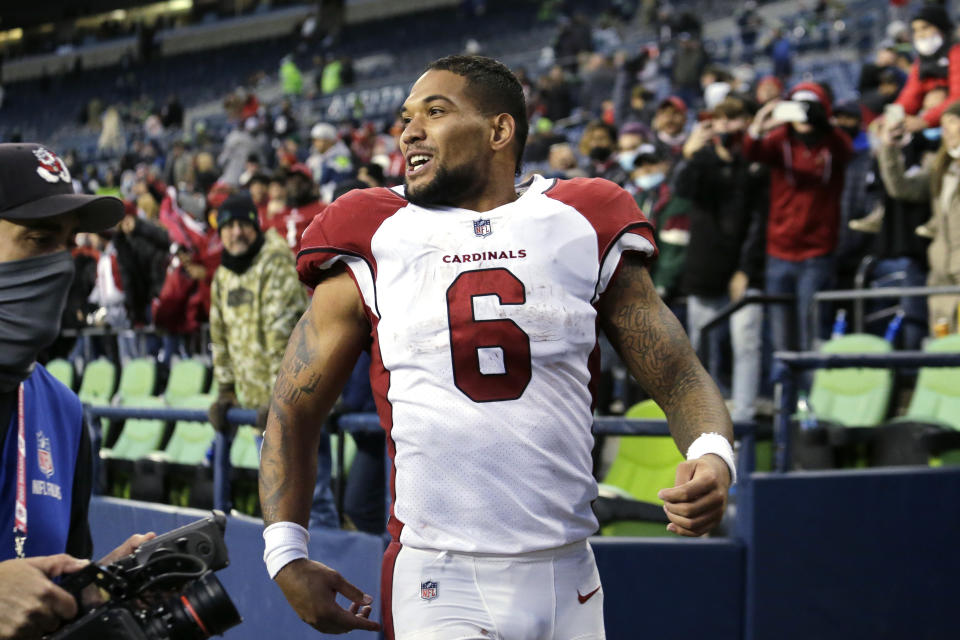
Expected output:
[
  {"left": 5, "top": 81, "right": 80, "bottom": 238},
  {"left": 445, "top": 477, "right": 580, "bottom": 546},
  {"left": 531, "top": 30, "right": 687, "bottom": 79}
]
[{"left": 19, "top": 0, "right": 960, "bottom": 513}]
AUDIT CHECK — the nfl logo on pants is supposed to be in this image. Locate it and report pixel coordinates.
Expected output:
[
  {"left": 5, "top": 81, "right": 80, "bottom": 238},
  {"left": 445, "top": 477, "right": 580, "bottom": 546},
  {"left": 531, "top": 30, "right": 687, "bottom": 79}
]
[{"left": 420, "top": 580, "right": 438, "bottom": 601}]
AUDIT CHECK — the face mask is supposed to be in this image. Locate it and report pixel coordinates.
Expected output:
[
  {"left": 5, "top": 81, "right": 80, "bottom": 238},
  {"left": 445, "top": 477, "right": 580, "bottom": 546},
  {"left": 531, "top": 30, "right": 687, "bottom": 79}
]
[
  {"left": 948, "top": 145, "right": 960, "bottom": 159},
  {"left": 635, "top": 172, "right": 665, "bottom": 190},
  {"left": 718, "top": 131, "right": 744, "bottom": 148},
  {"left": 589, "top": 146, "right": 613, "bottom": 162},
  {"left": 914, "top": 34, "right": 944, "bottom": 57},
  {"left": 0, "top": 251, "right": 75, "bottom": 392},
  {"left": 924, "top": 127, "right": 942, "bottom": 141},
  {"left": 618, "top": 150, "right": 639, "bottom": 172}
]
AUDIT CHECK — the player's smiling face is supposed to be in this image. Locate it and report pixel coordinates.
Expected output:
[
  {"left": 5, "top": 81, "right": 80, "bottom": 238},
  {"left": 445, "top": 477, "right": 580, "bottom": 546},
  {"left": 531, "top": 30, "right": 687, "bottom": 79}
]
[{"left": 399, "top": 70, "right": 491, "bottom": 207}]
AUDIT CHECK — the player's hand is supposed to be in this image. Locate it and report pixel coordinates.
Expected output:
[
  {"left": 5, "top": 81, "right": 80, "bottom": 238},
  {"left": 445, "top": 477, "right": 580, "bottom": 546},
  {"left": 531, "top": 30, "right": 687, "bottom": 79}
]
[
  {"left": 0, "top": 554, "right": 88, "bottom": 639},
  {"left": 274, "top": 558, "right": 380, "bottom": 634},
  {"left": 658, "top": 455, "right": 731, "bottom": 536}
]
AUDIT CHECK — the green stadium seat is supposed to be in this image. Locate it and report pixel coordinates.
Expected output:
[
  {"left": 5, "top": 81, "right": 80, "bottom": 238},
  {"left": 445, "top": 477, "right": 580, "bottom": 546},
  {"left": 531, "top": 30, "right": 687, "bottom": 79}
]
[
  {"left": 101, "top": 397, "right": 167, "bottom": 499},
  {"left": 330, "top": 432, "right": 358, "bottom": 480},
  {"left": 113, "top": 357, "right": 157, "bottom": 404},
  {"left": 45, "top": 358, "right": 75, "bottom": 390},
  {"left": 598, "top": 399, "right": 682, "bottom": 537},
  {"left": 133, "top": 395, "right": 216, "bottom": 508},
  {"left": 77, "top": 358, "right": 117, "bottom": 406},
  {"left": 871, "top": 334, "right": 960, "bottom": 466},
  {"left": 164, "top": 358, "right": 209, "bottom": 405},
  {"left": 230, "top": 426, "right": 262, "bottom": 516},
  {"left": 794, "top": 334, "right": 895, "bottom": 469},
  {"left": 809, "top": 333, "right": 894, "bottom": 427}
]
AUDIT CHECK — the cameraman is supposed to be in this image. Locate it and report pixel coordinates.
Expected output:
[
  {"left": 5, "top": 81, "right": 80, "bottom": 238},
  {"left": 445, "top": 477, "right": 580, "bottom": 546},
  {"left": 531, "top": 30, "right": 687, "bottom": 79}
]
[{"left": 0, "top": 144, "right": 155, "bottom": 639}]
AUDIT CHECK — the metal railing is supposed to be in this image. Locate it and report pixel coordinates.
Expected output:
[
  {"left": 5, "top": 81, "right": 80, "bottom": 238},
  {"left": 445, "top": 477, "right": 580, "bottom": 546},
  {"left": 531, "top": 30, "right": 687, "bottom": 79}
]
[
  {"left": 771, "top": 350, "right": 960, "bottom": 471},
  {"left": 84, "top": 406, "right": 760, "bottom": 520}
]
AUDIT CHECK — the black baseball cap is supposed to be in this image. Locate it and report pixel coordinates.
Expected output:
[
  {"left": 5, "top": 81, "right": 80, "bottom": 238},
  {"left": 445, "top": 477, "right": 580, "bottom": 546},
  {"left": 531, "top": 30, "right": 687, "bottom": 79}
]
[{"left": 0, "top": 143, "right": 124, "bottom": 232}]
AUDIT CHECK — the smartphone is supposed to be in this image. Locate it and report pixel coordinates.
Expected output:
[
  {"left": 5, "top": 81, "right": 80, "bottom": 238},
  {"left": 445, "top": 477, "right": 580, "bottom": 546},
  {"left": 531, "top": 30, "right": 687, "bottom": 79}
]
[
  {"left": 772, "top": 101, "right": 808, "bottom": 124},
  {"left": 884, "top": 103, "right": 905, "bottom": 126}
]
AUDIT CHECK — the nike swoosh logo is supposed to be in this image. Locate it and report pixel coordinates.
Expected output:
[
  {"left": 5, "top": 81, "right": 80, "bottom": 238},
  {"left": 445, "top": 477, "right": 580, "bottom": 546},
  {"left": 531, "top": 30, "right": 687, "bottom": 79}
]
[{"left": 577, "top": 586, "right": 601, "bottom": 604}]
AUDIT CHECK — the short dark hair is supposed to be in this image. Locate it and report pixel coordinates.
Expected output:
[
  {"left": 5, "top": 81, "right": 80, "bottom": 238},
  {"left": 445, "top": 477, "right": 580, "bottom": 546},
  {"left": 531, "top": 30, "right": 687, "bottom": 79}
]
[{"left": 425, "top": 55, "right": 529, "bottom": 176}]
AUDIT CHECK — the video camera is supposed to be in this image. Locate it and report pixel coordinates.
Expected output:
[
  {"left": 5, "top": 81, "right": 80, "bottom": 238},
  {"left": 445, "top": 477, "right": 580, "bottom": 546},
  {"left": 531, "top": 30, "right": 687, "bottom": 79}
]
[{"left": 47, "top": 511, "right": 241, "bottom": 640}]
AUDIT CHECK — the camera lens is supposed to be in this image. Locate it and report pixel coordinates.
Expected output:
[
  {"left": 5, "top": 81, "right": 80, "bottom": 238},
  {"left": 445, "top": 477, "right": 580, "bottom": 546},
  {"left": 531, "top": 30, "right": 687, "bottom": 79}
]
[{"left": 145, "top": 574, "right": 241, "bottom": 639}]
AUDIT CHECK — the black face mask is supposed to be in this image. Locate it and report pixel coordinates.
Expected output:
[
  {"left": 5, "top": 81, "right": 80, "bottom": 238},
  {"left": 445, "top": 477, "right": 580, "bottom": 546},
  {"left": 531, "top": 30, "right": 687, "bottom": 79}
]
[
  {"left": 220, "top": 232, "right": 265, "bottom": 275},
  {"left": 589, "top": 146, "right": 613, "bottom": 162},
  {"left": 718, "top": 131, "right": 744, "bottom": 149},
  {"left": 0, "top": 251, "right": 75, "bottom": 391}
]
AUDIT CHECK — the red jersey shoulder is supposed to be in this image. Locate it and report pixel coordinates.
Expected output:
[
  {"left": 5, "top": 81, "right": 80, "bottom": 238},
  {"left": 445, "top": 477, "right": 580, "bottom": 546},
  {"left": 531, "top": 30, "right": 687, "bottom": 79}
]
[
  {"left": 545, "top": 177, "right": 652, "bottom": 234},
  {"left": 297, "top": 187, "right": 406, "bottom": 287},
  {"left": 300, "top": 187, "right": 406, "bottom": 253}
]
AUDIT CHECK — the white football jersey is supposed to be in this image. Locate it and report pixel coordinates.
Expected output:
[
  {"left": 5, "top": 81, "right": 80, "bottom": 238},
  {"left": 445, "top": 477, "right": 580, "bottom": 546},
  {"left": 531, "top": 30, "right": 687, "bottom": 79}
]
[{"left": 299, "top": 175, "right": 657, "bottom": 553}]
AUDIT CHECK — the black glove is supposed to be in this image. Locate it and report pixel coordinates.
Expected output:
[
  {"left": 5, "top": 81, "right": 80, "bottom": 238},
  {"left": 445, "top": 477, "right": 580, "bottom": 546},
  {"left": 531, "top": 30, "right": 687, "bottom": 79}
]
[{"left": 208, "top": 383, "right": 238, "bottom": 435}]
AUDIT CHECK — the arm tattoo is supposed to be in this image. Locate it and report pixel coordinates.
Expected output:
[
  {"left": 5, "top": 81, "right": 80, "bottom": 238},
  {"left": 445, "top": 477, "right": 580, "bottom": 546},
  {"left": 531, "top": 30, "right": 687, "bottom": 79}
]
[
  {"left": 601, "top": 254, "right": 733, "bottom": 453},
  {"left": 259, "top": 309, "right": 321, "bottom": 526}
]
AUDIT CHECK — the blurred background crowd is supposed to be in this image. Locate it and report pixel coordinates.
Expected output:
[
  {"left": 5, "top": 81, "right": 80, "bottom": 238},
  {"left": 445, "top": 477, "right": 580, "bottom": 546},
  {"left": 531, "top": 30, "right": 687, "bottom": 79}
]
[{"left": 3, "top": 0, "right": 958, "bottom": 428}]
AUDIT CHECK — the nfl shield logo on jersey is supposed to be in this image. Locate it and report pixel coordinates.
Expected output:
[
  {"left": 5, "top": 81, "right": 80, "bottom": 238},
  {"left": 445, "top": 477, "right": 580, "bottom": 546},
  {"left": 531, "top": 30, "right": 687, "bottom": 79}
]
[
  {"left": 473, "top": 218, "right": 492, "bottom": 237},
  {"left": 36, "top": 431, "right": 54, "bottom": 478},
  {"left": 420, "top": 580, "right": 438, "bottom": 601}
]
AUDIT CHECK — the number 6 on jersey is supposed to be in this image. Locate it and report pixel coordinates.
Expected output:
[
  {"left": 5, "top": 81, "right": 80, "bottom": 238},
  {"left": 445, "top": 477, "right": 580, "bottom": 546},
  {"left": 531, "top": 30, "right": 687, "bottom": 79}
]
[{"left": 446, "top": 268, "right": 532, "bottom": 402}]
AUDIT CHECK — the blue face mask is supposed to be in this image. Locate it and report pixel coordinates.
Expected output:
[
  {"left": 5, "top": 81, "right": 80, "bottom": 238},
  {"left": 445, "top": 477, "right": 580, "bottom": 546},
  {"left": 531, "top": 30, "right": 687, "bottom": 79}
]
[
  {"left": 923, "top": 127, "right": 942, "bottom": 141},
  {"left": 635, "top": 172, "right": 665, "bottom": 191},
  {"left": 618, "top": 150, "right": 639, "bottom": 172}
]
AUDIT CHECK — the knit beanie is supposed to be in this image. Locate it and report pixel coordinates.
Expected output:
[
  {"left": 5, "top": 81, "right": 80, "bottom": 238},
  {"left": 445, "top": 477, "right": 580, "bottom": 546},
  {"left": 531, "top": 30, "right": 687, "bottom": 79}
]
[
  {"left": 912, "top": 5, "right": 953, "bottom": 36},
  {"left": 216, "top": 191, "right": 260, "bottom": 233}
]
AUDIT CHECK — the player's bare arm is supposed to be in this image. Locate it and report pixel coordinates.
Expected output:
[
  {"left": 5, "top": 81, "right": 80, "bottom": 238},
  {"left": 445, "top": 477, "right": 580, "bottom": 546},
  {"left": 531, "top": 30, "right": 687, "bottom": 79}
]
[
  {"left": 599, "top": 252, "right": 733, "bottom": 536},
  {"left": 259, "top": 265, "right": 380, "bottom": 634}
]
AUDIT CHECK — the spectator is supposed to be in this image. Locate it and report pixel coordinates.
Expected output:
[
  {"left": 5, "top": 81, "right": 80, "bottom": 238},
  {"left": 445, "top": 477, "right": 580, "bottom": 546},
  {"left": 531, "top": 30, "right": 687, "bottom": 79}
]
[
  {"left": 534, "top": 64, "right": 575, "bottom": 123},
  {"left": 894, "top": 5, "right": 960, "bottom": 132},
  {"left": 207, "top": 192, "right": 337, "bottom": 527},
  {"left": 545, "top": 142, "right": 585, "bottom": 179},
  {"left": 676, "top": 97, "right": 766, "bottom": 421},
  {"left": 305, "top": 122, "right": 353, "bottom": 202},
  {"left": 356, "top": 162, "right": 384, "bottom": 188},
  {"left": 580, "top": 53, "right": 617, "bottom": 118},
  {"left": 671, "top": 31, "right": 707, "bottom": 109},
  {"left": 112, "top": 213, "right": 170, "bottom": 328},
  {"left": 755, "top": 75, "right": 784, "bottom": 107},
  {"left": 768, "top": 28, "right": 793, "bottom": 81},
  {"left": 260, "top": 172, "right": 290, "bottom": 239},
  {"left": 245, "top": 171, "right": 270, "bottom": 211},
  {"left": 284, "top": 164, "right": 327, "bottom": 252},
  {"left": 580, "top": 120, "right": 629, "bottom": 186},
  {"left": 151, "top": 244, "right": 211, "bottom": 351},
  {"left": 160, "top": 94, "right": 184, "bottom": 129},
  {"left": 876, "top": 100, "right": 960, "bottom": 334},
  {"left": 164, "top": 139, "right": 194, "bottom": 190},
  {"left": 652, "top": 96, "right": 689, "bottom": 160},
  {"left": 280, "top": 54, "right": 304, "bottom": 97},
  {"left": 833, "top": 100, "right": 876, "bottom": 288},
  {"left": 744, "top": 82, "right": 853, "bottom": 359},
  {"left": 218, "top": 118, "right": 261, "bottom": 187},
  {"left": 630, "top": 145, "right": 690, "bottom": 303}
]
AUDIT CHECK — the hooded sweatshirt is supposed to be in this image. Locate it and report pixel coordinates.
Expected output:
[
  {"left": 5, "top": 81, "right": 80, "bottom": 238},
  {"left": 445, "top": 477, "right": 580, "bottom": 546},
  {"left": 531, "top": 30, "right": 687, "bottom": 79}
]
[{"left": 743, "top": 82, "right": 853, "bottom": 261}]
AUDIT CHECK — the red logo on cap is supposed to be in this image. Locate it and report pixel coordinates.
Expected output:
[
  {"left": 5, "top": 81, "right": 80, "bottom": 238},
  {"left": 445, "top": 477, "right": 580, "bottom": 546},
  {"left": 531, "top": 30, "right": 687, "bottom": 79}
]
[{"left": 33, "top": 147, "right": 71, "bottom": 184}]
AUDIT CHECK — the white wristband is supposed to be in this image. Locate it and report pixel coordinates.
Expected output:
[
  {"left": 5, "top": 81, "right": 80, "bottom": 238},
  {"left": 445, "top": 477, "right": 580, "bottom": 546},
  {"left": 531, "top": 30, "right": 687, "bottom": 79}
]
[
  {"left": 263, "top": 521, "right": 310, "bottom": 579},
  {"left": 686, "top": 432, "right": 737, "bottom": 485}
]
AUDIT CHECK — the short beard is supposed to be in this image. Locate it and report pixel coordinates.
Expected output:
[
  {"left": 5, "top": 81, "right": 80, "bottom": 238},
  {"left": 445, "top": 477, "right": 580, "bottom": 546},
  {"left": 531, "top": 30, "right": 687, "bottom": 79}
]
[{"left": 404, "top": 162, "right": 484, "bottom": 208}]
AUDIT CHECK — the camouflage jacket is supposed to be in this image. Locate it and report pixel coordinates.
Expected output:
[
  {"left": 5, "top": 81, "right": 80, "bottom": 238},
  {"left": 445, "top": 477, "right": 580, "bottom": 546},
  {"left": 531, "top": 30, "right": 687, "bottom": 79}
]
[{"left": 210, "top": 228, "right": 306, "bottom": 408}]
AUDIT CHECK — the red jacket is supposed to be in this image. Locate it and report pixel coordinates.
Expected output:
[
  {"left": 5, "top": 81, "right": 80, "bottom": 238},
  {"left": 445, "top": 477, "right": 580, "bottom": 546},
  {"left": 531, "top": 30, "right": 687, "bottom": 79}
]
[
  {"left": 152, "top": 263, "right": 211, "bottom": 335},
  {"left": 743, "top": 125, "right": 852, "bottom": 261},
  {"left": 260, "top": 200, "right": 327, "bottom": 253},
  {"left": 895, "top": 43, "right": 960, "bottom": 127}
]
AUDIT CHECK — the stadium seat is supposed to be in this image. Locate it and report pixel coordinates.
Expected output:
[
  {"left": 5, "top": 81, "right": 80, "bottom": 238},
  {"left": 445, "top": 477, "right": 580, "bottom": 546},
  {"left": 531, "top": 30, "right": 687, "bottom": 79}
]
[
  {"left": 163, "top": 358, "right": 209, "bottom": 405},
  {"left": 101, "top": 397, "right": 167, "bottom": 499},
  {"left": 330, "top": 431, "right": 358, "bottom": 480},
  {"left": 113, "top": 357, "right": 158, "bottom": 404},
  {"left": 77, "top": 358, "right": 117, "bottom": 406},
  {"left": 230, "top": 426, "right": 262, "bottom": 516},
  {"left": 793, "top": 334, "right": 895, "bottom": 469},
  {"left": 870, "top": 335, "right": 960, "bottom": 466},
  {"left": 597, "top": 399, "right": 681, "bottom": 537},
  {"left": 132, "top": 395, "right": 216, "bottom": 508},
  {"left": 45, "top": 358, "right": 75, "bottom": 391}
]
